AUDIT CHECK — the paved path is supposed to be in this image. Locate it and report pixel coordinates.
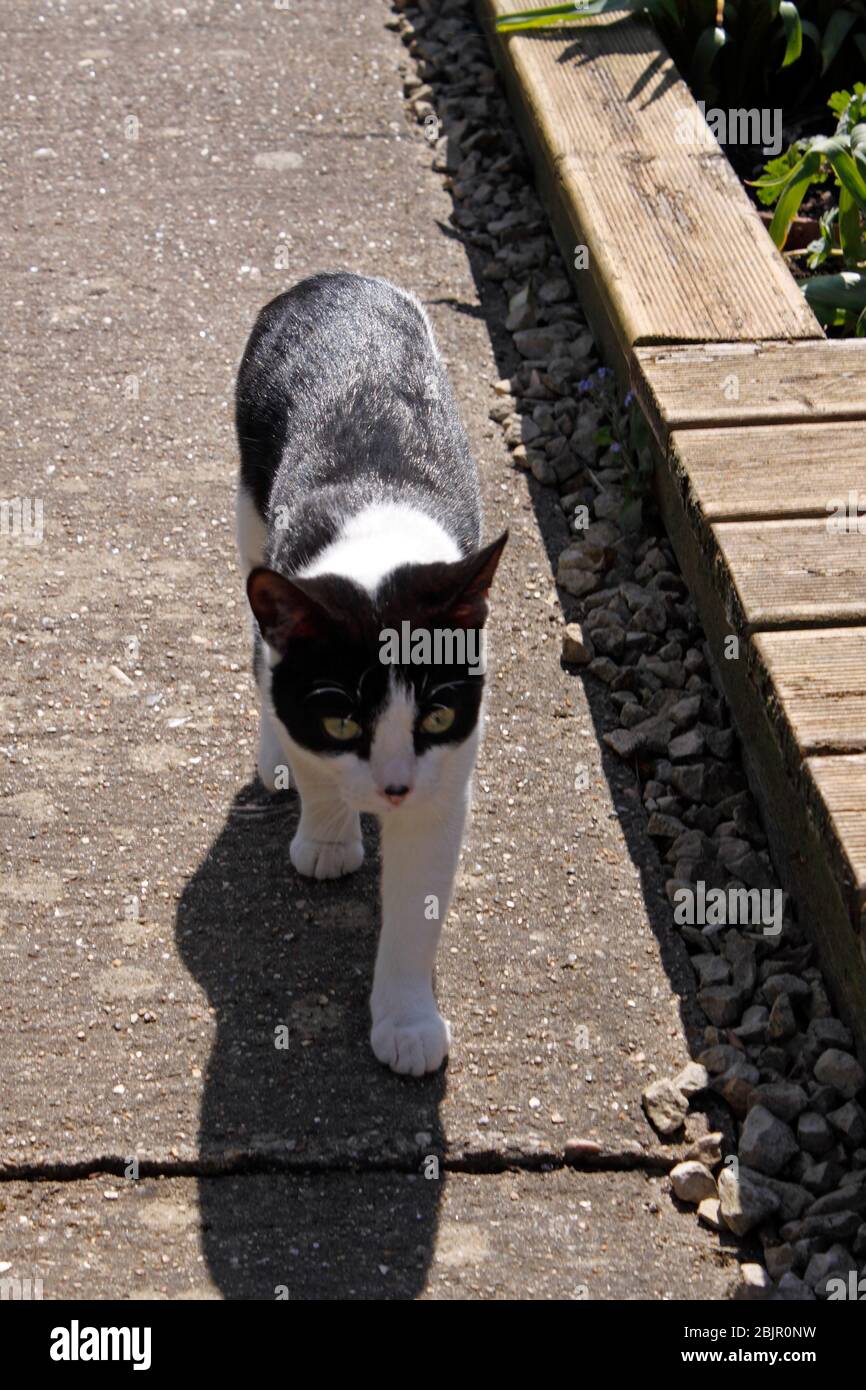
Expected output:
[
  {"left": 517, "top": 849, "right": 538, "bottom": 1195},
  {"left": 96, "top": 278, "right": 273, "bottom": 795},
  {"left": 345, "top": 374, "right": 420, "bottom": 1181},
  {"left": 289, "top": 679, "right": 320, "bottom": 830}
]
[{"left": 0, "top": 0, "right": 735, "bottom": 1298}]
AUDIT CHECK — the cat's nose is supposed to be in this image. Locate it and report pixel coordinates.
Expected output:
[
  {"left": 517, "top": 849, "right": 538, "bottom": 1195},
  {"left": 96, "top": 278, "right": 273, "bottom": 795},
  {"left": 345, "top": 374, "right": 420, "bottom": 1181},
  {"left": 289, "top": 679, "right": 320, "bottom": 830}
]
[{"left": 383, "top": 783, "right": 410, "bottom": 805}]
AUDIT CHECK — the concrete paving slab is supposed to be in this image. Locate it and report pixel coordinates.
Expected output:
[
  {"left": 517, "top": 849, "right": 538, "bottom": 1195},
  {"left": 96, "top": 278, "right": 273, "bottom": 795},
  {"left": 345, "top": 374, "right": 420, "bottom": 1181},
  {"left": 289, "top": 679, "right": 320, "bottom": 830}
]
[
  {"left": 0, "top": 0, "right": 704, "bottom": 1173},
  {"left": 0, "top": 0, "right": 729, "bottom": 1300},
  {"left": 0, "top": 1169, "right": 737, "bottom": 1300}
]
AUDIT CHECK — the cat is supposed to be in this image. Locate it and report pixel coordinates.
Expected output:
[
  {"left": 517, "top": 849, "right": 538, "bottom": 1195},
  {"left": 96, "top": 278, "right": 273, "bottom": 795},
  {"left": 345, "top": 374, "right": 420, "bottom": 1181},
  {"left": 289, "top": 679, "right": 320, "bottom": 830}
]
[{"left": 234, "top": 271, "right": 506, "bottom": 1076}]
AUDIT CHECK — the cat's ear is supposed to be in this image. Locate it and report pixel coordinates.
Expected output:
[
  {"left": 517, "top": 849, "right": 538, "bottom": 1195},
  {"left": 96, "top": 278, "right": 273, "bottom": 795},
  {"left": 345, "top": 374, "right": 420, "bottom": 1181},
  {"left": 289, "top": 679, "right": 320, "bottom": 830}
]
[
  {"left": 247, "top": 568, "right": 331, "bottom": 651},
  {"left": 445, "top": 530, "right": 508, "bottom": 628}
]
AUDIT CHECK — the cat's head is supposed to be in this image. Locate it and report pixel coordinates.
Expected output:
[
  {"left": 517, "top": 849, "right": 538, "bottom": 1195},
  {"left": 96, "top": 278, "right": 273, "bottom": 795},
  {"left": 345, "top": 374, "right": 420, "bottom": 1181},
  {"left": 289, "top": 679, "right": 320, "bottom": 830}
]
[{"left": 247, "top": 532, "right": 507, "bottom": 814}]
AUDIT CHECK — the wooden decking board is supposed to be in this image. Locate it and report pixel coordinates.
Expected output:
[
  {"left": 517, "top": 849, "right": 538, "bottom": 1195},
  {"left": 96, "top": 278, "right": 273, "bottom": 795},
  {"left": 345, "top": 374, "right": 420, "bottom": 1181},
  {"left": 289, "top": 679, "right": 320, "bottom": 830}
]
[
  {"left": 656, "top": 432, "right": 866, "bottom": 1034},
  {"left": 634, "top": 340, "right": 866, "bottom": 449},
  {"left": 480, "top": 0, "right": 821, "bottom": 346},
  {"left": 714, "top": 520, "right": 866, "bottom": 630},
  {"left": 807, "top": 756, "right": 866, "bottom": 930},
  {"left": 753, "top": 630, "right": 866, "bottom": 755},
  {"left": 670, "top": 423, "right": 866, "bottom": 523}
]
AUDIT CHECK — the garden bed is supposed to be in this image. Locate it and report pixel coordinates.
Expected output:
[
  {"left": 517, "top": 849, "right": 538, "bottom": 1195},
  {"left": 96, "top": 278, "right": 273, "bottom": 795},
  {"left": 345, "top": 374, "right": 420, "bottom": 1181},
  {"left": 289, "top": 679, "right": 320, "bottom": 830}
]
[{"left": 476, "top": 0, "right": 866, "bottom": 1049}]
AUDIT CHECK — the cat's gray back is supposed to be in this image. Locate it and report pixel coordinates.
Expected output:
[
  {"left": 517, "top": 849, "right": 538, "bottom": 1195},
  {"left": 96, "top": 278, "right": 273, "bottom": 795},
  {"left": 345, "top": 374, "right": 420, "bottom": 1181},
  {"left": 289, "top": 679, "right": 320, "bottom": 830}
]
[{"left": 236, "top": 272, "right": 481, "bottom": 572}]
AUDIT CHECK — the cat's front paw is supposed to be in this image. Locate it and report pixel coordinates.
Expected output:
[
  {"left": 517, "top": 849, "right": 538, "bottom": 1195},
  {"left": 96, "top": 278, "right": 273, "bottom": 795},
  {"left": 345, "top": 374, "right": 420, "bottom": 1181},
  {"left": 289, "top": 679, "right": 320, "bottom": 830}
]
[
  {"left": 370, "top": 1007, "right": 451, "bottom": 1076},
  {"left": 290, "top": 833, "right": 364, "bottom": 879}
]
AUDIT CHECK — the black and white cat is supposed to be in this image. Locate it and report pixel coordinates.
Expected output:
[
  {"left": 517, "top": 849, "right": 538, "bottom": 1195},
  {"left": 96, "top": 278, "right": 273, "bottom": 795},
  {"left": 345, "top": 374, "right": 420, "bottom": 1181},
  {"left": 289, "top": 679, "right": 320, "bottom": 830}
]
[{"left": 235, "top": 272, "right": 506, "bottom": 1076}]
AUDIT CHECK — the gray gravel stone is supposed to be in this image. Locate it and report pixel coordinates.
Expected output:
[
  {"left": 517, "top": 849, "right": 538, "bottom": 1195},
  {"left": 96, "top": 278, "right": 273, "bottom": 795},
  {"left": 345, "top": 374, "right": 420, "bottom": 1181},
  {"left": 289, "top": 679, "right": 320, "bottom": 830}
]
[
  {"left": 828, "top": 1101, "right": 866, "bottom": 1148},
  {"left": 776, "top": 1272, "right": 815, "bottom": 1300},
  {"left": 691, "top": 954, "right": 731, "bottom": 988},
  {"left": 764, "top": 1244, "right": 795, "bottom": 1280},
  {"left": 674, "top": 1061, "right": 710, "bottom": 1098},
  {"left": 767, "top": 993, "right": 798, "bottom": 1040},
  {"left": 641, "top": 1078, "right": 688, "bottom": 1136},
  {"left": 804, "top": 1243, "right": 858, "bottom": 1295},
  {"left": 718, "top": 1166, "right": 780, "bottom": 1236},
  {"left": 684, "top": 1132, "right": 723, "bottom": 1168},
  {"left": 753, "top": 1082, "right": 809, "bottom": 1124},
  {"left": 814, "top": 1049, "right": 865, "bottom": 1100},
  {"left": 739, "top": 1105, "right": 799, "bottom": 1177},
  {"left": 670, "top": 1161, "right": 717, "bottom": 1204},
  {"left": 698, "top": 985, "right": 743, "bottom": 1028},
  {"left": 734, "top": 1262, "right": 773, "bottom": 1299},
  {"left": 561, "top": 622, "right": 594, "bottom": 666},
  {"left": 697, "top": 1196, "right": 724, "bottom": 1230},
  {"left": 797, "top": 1112, "right": 835, "bottom": 1157}
]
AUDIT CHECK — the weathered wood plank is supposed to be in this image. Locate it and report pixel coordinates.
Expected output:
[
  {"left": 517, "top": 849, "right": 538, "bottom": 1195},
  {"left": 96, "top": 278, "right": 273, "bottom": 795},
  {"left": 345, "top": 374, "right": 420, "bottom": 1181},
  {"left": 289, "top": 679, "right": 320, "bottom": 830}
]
[
  {"left": 714, "top": 520, "right": 866, "bottom": 629},
  {"left": 654, "top": 449, "right": 866, "bottom": 1042},
  {"left": 753, "top": 630, "right": 866, "bottom": 754},
  {"left": 670, "top": 423, "right": 866, "bottom": 522},
  {"left": 807, "top": 755, "right": 866, "bottom": 934},
  {"left": 479, "top": 0, "right": 821, "bottom": 345},
  {"left": 634, "top": 340, "right": 866, "bottom": 451}
]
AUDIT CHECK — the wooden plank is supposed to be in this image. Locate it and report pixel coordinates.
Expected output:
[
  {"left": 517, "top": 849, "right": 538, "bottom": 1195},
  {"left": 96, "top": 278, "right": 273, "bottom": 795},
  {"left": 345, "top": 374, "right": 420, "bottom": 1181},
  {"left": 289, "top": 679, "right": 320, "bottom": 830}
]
[
  {"left": 714, "top": 520, "right": 866, "bottom": 629},
  {"left": 477, "top": 0, "right": 866, "bottom": 1046},
  {"left": 807, "top": 756, "right": 866, "bottom": 934},
  {"left": 479, "top": 0, "right": 821, "bottom": 346},
  {"left": 670, "top": 422, "right": 866, "bottom": 522},
  {"left": 754, "top": 630, "right": 866, "bottom": 754},
  {"left": 634, "top": 340, "right": 866, "bottom": 450},
  {"left": 654, "top": 449, "right": 866, "bottom": 1045}
]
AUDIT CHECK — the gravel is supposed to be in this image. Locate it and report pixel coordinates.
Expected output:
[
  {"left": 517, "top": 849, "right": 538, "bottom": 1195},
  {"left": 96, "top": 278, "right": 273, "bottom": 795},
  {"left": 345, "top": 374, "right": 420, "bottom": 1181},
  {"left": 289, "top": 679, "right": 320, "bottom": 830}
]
[{"left": 397, "top": 0, "right": 866, "bottom": 1300}]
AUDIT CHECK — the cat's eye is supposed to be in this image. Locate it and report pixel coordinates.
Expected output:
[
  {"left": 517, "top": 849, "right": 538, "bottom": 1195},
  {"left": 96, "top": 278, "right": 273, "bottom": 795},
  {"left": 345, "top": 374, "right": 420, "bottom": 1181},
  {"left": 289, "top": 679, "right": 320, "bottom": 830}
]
[
  {"left": 322, "top": 715, "right": 361, "bottom": 742},
  {"left": 420, "top": 706, "right": 456, "bottom": 735}
]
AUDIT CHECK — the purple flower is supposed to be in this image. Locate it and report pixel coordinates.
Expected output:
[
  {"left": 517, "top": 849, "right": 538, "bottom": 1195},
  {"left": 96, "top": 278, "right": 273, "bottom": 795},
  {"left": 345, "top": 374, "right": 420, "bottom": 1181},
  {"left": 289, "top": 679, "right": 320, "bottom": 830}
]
[
  {"left": 610, "top": 443, "right": 621, "bottom": 454},
  {"left": 624, "top": 390, "right": 634, "bottom": 408}
]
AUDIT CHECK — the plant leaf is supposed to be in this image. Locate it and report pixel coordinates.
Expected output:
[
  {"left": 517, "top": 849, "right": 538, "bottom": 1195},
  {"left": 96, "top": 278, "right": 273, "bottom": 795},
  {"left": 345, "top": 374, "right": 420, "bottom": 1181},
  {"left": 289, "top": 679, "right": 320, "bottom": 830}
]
[
  {"left": 778, "top": 1, "right": 802, "bottom": 68},
  {"left": 690, "top": 24, "right": 728, "bottom": 95},
  {"left": 803, "top": 270, "right": 866, "bottom": 328},
  {"left": 752, "top": 145, "right": 807, "bottom": 207},
  {"left": 822, "top": 9, "right": 858, "bottom": 75},
  {"left": 495, "top": 0, "right": 632, "bottom": 29},
  {"left": 768, "top": 148, "right": 823, "bottom": 249},
  {"left": 837, "top": 187, "right": 863, "bottom": 265},
  {"left": 827, "top": 146, "right": 866, "bottom": 213}
]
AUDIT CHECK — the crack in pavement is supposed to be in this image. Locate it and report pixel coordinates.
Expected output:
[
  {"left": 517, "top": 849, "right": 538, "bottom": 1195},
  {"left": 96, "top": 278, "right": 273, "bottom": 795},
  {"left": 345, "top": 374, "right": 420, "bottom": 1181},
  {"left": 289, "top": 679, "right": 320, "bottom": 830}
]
[{"left": 0, "top": 1146, "right": 681, "bottom": 1182}]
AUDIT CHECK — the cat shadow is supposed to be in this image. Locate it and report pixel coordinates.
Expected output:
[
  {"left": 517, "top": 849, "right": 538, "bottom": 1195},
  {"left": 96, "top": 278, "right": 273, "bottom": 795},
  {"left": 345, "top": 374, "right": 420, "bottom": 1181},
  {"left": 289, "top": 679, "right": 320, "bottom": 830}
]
[{"left": 176, "top": 782, "right": 446, "bottom": 1299}]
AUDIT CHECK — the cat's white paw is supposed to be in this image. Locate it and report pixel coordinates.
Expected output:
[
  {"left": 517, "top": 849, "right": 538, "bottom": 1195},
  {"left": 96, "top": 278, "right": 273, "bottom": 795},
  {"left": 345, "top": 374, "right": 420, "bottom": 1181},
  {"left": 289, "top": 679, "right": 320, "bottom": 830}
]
[
  {"left": 290, "top": 833, "right": 364, "bottom": 879},
  {"left": 370, "top": 1007, "right": 450, "bottom": 1076}
]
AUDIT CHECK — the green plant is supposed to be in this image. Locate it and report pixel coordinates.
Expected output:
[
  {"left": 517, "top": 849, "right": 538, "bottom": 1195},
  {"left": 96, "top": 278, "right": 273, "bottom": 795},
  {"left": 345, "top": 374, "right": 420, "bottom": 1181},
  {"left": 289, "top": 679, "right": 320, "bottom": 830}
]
[
  {"left": 496, "top": 1, "right": 866, "bottom": 110},
  {"left": 753, "top": 84, "right": 866, "bottom": 331},
  {"left": 580, "top": 371, "right": 655, "bottom": 529}
]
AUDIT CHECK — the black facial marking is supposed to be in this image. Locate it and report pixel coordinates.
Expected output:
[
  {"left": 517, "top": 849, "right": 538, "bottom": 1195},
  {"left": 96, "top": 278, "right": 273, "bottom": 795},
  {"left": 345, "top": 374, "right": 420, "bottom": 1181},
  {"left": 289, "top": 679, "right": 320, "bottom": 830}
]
[{"left": 259, "top": 538, "right": 507, "bottom": 761}]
